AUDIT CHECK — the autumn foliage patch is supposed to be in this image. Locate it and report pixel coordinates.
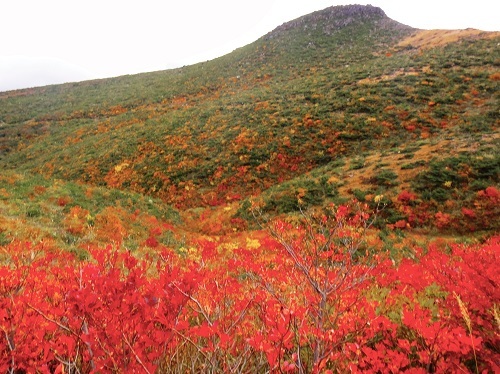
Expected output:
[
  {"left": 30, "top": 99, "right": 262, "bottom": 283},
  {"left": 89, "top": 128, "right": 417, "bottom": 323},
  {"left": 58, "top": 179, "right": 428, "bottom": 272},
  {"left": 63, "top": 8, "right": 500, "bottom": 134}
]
[{"left": 1, "top": 205, "right": 498, "bottom": 373}]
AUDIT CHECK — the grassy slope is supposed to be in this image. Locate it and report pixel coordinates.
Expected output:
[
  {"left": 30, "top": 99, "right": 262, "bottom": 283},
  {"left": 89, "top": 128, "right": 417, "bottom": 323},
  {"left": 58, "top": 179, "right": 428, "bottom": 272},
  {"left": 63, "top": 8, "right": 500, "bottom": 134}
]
[{"left": 0, "top": 5, "right": 499, "bottom": 248}]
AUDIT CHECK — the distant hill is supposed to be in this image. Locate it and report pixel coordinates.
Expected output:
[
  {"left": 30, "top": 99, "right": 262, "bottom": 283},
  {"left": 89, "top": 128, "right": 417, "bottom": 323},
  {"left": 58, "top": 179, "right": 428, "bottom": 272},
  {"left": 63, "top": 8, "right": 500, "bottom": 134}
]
[{"left": 0, "top": 4, "right": 499, "bottom": 237}]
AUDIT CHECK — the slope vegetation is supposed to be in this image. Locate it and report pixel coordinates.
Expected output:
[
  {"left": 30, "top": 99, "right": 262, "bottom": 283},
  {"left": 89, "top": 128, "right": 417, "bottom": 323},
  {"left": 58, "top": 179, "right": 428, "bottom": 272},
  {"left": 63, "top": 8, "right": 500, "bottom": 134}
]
[{"left": 0, "top": 4, "right": 499, "bottom": 239}]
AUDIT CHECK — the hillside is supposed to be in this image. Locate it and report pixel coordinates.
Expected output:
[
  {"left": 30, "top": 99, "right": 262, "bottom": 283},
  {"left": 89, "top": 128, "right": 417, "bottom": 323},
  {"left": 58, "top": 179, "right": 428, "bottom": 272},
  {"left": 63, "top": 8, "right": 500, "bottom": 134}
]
[
  {"left": 1, "top": 4, "right": 499, "bottom": 239},
  {"left": 2, "top": 5, "right": 499, "bottom": 237},
  {"left": 1, "top": 5, "right": 499, "bottom": 373}
]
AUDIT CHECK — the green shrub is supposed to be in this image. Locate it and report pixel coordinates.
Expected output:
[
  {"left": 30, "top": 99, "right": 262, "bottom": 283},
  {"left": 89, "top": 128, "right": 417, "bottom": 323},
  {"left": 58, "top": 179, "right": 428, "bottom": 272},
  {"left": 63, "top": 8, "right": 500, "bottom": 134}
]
[
  {"left": 401, "top": 160, "right": 426, "bottom": 170},
  {"left": 26, "top": 205, "right": 42, "bottom": 218},
  {"left": 413, "top": 152, "right": 499, "bottom": 201},
  {"left": 0, "top": 232, "right": 11, "bottom": 246},
  {"left": 372, "top": 168, "right": 398, "bottom": 187},
  {"left": 422, "top": 187, "right": 450, "bottom": 202},
  {"left": 349, "top": 157, "right": 365, "bottom": 170}
]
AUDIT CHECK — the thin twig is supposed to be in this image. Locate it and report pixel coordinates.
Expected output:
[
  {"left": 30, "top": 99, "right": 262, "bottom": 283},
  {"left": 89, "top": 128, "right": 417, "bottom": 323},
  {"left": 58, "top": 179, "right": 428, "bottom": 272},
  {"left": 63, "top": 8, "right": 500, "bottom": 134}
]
[{"left": 122, "top": 333, "right": 152, "bottom": 374}]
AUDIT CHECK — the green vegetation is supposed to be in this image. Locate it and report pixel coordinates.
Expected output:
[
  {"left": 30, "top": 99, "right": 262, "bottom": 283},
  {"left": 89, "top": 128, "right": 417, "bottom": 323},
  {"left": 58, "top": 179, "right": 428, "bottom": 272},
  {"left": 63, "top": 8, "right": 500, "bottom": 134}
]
[
  {"left": 413, "top": 147, "right": 500, "bottom": 202},
  {"left": 0, "top": 171, "right": 180, "bottom": 251}
]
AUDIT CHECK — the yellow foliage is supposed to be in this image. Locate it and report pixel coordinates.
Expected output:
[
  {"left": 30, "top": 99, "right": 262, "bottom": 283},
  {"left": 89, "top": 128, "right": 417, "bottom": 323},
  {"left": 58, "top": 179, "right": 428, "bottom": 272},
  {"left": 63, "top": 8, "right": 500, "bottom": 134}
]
[
  {"left": 327, "top": 176, "right": 339, "bottom": 184},
  {"left": 218, "top": 242, "right": 238, "bottom": 254},
  {"left": 179, "top": 246, "right": 201, "bottom": 262},
  {"left": 246, "top": 237, "right": 261, "bottom": 250},
  {"left": 114, "top": 162, "right": 130, "bottom": 172},
  {"left": 296, "top": 188, "right": 307, "bottom": 199}
]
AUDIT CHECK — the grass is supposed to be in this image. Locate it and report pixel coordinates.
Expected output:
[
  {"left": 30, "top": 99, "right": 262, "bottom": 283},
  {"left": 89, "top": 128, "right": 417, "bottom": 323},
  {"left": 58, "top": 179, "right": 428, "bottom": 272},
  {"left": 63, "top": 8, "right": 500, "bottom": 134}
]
[{"left": 0, "top": 171, "right": 181, "bottom": 250}]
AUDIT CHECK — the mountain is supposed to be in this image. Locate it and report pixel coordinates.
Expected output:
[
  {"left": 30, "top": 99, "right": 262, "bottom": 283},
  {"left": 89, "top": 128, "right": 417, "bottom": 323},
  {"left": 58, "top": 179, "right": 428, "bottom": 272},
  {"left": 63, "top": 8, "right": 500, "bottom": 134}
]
[
  {"left": 0, "top": 4, "right": 499, "bottom": 241},
  {"left": 0, "top": 5, "right": 499, "bottom": 372}
]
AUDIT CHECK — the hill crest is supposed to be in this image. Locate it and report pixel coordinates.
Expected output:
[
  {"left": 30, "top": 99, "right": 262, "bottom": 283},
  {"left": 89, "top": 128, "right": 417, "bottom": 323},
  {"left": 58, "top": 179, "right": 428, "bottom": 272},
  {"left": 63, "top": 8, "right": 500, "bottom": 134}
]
[{"left": 264, "top": 4, "right": 388, "bottom": 40}]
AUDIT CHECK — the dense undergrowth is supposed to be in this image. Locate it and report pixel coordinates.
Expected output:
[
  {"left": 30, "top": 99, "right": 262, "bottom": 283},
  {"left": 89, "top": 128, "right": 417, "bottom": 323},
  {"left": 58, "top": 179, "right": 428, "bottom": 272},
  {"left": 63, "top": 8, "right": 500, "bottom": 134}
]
[{"left": 1, "top": 206, "right": 499, "bottom": 372}]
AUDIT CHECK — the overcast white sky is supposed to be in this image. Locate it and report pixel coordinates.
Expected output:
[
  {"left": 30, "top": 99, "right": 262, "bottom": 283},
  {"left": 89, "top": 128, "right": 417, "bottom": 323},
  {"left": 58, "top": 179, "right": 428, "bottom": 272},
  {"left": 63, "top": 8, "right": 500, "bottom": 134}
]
[{"left": 1, "top": 0, "right": 499, "bottom": 92}]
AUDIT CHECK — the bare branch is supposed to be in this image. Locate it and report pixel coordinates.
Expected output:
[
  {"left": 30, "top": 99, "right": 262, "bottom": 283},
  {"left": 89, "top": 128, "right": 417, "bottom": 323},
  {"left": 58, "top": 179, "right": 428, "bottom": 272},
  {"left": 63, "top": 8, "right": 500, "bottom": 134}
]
[{"left": 122, "top": 332, "right": 152, "bottom": 374}]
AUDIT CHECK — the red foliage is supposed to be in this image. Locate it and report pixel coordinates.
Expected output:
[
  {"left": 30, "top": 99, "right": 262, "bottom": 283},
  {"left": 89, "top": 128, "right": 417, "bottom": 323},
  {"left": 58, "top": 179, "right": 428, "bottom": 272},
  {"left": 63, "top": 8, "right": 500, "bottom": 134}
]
[
  {"left": 434, "top": 211, "right": 451, "bottom": 229},
  {"left": 393, "top": 219, "right": 408, "bottom": 229},
  {"left": 144, "top": 236, "right": 159, "bottom": 248},
  {"left": 373, "top": 236, "right": 500, "bottom": 372},
  {"left": 397, "top": 190, "right": 417, "bottom": 203},
  {"left": 1, "top": 227, "right": 498, "bottom": 372},
  {"left": 479, "top": 186, "right": 499, "bottom": 202},
  {"left": 56, "top": 196, "right": 71, "bottom": 207},
  {"left": 0, "top": 242, "right": 196, "bottom": 372},
  {"left": 461, "top": 207, "right": 476, "bottom": 219}
]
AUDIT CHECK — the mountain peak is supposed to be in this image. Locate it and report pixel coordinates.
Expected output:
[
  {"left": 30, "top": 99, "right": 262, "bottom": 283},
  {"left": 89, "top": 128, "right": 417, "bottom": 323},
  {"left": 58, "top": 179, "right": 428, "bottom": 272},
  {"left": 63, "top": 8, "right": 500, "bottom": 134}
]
[{"left": 264, "top": 4, "right": 387, "bottom": 40}]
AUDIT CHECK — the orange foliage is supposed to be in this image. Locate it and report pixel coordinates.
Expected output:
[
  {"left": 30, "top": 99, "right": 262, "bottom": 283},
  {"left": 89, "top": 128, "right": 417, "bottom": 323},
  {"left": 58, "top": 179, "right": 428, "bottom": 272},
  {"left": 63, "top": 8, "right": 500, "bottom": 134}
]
[
  {"left": 489, "top": 72, "right": 500, "bottom": 81},
  {"left": 62, "top": 206, "right": 91, "bottom": 235},
  {"left": 93, "top": 207, "right": 130, "bottom": 244}
]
